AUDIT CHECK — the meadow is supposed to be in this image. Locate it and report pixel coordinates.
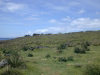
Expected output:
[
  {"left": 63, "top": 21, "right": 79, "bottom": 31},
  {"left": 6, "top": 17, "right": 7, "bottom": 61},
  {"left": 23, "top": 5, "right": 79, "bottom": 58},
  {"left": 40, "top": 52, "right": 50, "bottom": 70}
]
[{"left": 0, "top": 31, "right": 100, "bottom": 75}]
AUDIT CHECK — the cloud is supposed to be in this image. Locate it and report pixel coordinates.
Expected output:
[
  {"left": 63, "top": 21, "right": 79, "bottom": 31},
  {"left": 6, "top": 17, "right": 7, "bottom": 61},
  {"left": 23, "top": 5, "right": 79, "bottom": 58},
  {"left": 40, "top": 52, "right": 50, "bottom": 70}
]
[
  {"left": 0, "top": 0, "right": 25, "bottom": 12},
  {"left": 45, "top": 1, "right": 80, "bottom": 11},
  {"left": 35, "top": 27, "right": 64, "bottom": 33},
  {"left": 35, "top": 17, "right": 100, "bottom": 33},
  {"left": 26, "top": 31, "right": 33, "bottom": 35},
  {"left": 78, "top": 9, "right": 85, "bottom": 14},
  {"left": 49, "top": 19, "right": 57, "bottom": 23},
  {"left": 61, "top": 16, "right": 71, "bottom": 22},
  {"left": 71, "top": 18, "right": 100, "bottom": 29},
  {"left": 96, "top": 12, "right": 100, "bottom": 15}
]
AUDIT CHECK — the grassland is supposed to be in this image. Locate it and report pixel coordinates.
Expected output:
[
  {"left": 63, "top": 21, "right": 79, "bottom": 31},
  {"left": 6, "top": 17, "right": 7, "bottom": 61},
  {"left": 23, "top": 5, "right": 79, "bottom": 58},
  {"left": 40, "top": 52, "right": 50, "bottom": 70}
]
[{"left": 0, "top": 31, "right": 100, "bottom": 75}]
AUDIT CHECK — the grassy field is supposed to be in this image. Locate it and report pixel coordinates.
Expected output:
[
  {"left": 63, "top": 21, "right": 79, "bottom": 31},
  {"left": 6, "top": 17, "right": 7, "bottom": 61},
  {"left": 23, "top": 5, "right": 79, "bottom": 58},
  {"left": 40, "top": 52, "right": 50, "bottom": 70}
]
[
  {"left": 18, "top": 46, "right": 99, "bottom": 75},
  {"left": 0, "top": 31, "right": 100, "bottom": 75}
]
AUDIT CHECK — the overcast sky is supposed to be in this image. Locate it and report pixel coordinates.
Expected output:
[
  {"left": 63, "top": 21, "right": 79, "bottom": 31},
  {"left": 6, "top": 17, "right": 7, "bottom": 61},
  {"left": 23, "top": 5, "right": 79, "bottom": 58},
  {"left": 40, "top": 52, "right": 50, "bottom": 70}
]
[{"left": 0, "top": 0, "right": 100, "bottom": 37}]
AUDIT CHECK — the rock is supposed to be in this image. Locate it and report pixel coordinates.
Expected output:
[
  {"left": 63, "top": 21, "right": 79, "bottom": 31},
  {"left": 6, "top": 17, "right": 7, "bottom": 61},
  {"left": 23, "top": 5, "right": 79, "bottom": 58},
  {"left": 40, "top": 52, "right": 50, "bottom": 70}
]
[{"left": 0, "top": 59, "right": 8, "bottom": 68}]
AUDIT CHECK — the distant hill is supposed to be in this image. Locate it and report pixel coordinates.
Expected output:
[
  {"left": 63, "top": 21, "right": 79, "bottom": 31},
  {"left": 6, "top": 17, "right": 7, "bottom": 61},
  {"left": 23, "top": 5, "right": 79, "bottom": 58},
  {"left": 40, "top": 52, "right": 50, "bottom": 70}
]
[
  {"left": 0, "top": 30, "right": 100, "bottom": 50},
  {"left": 0, "top": 38, "right": 12, "bottom": 41}
]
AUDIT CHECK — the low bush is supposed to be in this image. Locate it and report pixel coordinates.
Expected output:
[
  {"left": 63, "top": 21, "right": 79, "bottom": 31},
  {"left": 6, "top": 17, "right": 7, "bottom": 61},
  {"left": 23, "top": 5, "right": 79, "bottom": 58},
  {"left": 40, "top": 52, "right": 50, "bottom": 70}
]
[
  {"left": 74, "top": 64, "right": 82, "bottom": 68},
  {"left": 67, "top": 56, "right": 74, "bottom": 61},
  {"left": 74, "top": 47, "right": 86, "bottom": 54},
  {"left": 7, "top": 51, "right": 24, "bottom": 68},
  {"left": 45, "top": 54, "right": 51, "bottom": 58},
  {"left": 57, "top": 43, "right": 67, "bottom": 50},
  {"left": 58, "top": 57, "right": 67, "bottom": 62},
  {"left": 0, "top": 68, "right": 22, "bottom": 75},
  {"left": 83, "top": 64, "right": 100, "bottom": 75},
  {"left": 22, "top": 46, "right": 29, "bottom": 51},
  {"left": 81, "top": 42, "right": 90, "bottom": 51},
  {"left": 57, "top": 43, "right": 67, "bottom": 53},
  {"left": 28, "top": 53, "right": 33, "bottom": 57}
]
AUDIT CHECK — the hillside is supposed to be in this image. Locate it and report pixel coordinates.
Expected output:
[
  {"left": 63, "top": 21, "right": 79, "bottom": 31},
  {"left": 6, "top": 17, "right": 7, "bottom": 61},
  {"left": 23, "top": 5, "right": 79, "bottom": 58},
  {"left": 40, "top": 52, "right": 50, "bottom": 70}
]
[
  {"left": 0, "top": 31, "right": 100, "bottom": 50},
  {"left": 0, "top": 30, "right": 100, "bottom": 75}
]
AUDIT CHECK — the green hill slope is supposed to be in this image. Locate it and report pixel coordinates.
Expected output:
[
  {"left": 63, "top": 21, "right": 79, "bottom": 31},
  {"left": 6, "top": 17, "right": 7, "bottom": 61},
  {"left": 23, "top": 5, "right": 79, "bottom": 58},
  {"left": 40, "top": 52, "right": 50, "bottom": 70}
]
[
  {"left": 0, "top": 30, "right": 100, "bottom": 75},
  {"left": 0, "top": 31, "right": 100, "bottom": 50}
]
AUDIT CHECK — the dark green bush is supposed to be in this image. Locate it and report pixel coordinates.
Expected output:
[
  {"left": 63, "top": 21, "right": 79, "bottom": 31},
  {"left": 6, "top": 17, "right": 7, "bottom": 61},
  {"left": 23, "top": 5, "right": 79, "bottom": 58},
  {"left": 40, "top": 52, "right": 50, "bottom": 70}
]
[
  {"left": 57, "top": 43, "right": 66, "bottom": 50},
  {"left": 67, "top": 56, "right": 74, "bottom": 61},
  {"left": 58, "top": 57, "right": 67, "bottom": 62},
  {"left": 22, "top": 46, "right": 28, "bottom": 51},
  {"left": 28, "top": 53, "right": 33, "bottom": 57},
  {"left": 24, "top": 35, "right": 31, "bottom": 37},
  {"left": 74, "top": 47, "right": 86, "bottom": 54},
  {"left": 74, "top": 47, "right": 80, "bottom": 53},
  {"left": 22, "top": 46, "right": 35, "bottom": 51},
  {"left": 45, "top": 54, "right": 51, "bottom": 58},
  {"left": 83, "top": 64, "right": 100, "bottom": 75},
  {"left": 81, "top": 42, "right": 90, "bottom": 51},
  {"left": 85, "top": 41, "right": 90, "bottom": 46},
  {"left": 0, "top": 68, "right": 22, "bottom": 75},
  {"left": 57, "top": 43, "right": 67, "bottom": 53}
]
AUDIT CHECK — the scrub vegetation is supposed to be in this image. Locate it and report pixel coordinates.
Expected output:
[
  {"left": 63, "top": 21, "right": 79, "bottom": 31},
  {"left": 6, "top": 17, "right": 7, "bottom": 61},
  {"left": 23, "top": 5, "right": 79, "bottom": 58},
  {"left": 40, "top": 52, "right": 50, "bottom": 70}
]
[{"left": 0, "top": 31, "right": 100, "bottom": 75}]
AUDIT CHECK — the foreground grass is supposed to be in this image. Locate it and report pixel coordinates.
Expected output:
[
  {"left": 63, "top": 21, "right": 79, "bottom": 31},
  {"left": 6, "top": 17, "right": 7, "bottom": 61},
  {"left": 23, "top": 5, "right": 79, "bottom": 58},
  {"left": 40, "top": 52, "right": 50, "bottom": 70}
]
[{"left": 17, "top": 46, "right": 100, "bottom": 75}]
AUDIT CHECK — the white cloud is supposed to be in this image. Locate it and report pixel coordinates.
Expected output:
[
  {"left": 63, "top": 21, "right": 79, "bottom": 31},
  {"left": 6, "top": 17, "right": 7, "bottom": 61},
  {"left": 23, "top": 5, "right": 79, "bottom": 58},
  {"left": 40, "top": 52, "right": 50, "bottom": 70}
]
[
  {"left": 45, "top": 1, "right": 80, "bottom": 11},
  {"left": 62, "top": 16, "right": 71, "bottom": 21},
  {"left": 71, "top": 18, "right": 100, "bottom": 29},
  {"left": 96, "top": 12, "right": 100, "bottom": 15},
  {"left": 26, "top": 31, "right": 33, "bottom": 35},
  {"left": 78, "top": 9, "right": 85, "bottom": 14},
  {"left": 35, "top": 27, "right": 64, "bottom": 33},
  {"left": 0, "top": 0, "right": 25, "bottom": 12},
  {"left": 36, "top": 17, "right": 100, "bottom": 33},
  {"left": 49, "top": 19, "right": 57, "bottom": 23},
  {"left": 35, "top": 29, "right": 48, "bottom": 33}
]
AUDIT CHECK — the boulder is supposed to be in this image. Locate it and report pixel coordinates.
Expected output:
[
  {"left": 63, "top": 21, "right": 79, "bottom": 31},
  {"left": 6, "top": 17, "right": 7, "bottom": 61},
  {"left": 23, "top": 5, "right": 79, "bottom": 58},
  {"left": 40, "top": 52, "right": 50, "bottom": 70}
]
[{"left": 0, "top": 59, "right": 8, "bottom": 68}]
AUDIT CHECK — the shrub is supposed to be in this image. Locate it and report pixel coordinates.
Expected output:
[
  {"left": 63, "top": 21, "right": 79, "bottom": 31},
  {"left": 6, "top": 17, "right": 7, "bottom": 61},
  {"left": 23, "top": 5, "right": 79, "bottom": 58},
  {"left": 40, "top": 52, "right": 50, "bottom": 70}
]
[
  {"left": 74, "top": 64, "right": 82, "bottom": 68},
  {"left": 74, "top": 47, "right": 86, "bottom": 54},
  {"left": 74, "top": 47, "right": 81, "bottom": 53},
  {"left": 29, "top": 47, "right": 35, "bottom": 51},
  {"left": 57, "top": 43, "right": 66, "bottom": 50},
  {"left": 58, "top": 57, "right": 67, "bottom": 62},
  {"left": 22, "top": 46, "right": 28, "bottom": 51},
  {"left": 0, "top": 68, "right": 22, "bottom": 75},
  {"left": 7, "top": 51, "right": 24, "bottom": 68},
  {"left": 45, "top": 54, "right": 51, "bottom": 58},
  {"left": 57, "top": 43, "right": 67, "bottom": 53},
  {"left": 28, "top": 53, "right": 33, "bottom": 57},
  {"left": 85, "top": 41, "right": 90, "bottom": 46},
  {"left": 24, "top": 35, "right": 31, "bottom": 37},
  {"left": 83, "top": 64, "right": 100, "bottom": 75},
  {"left": 81, "top": 42, "right": 90, "bottom": 51},
  {"left": 67, "top": 56, "right": 74, "bottom": 61}
]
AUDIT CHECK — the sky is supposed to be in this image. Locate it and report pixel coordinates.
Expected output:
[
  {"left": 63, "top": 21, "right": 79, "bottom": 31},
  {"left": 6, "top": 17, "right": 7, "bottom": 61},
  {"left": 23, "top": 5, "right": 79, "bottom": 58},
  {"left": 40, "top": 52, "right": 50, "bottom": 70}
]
[{"left": 0, "top": 0, "right": 100, "bottom": 38}]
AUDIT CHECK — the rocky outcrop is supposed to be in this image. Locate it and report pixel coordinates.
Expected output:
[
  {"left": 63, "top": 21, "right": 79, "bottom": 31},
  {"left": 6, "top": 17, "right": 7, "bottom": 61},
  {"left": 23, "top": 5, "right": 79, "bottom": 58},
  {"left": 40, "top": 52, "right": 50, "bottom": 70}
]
[{"left": 0, "top": 59, "right": 8, "bottom": 68}]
